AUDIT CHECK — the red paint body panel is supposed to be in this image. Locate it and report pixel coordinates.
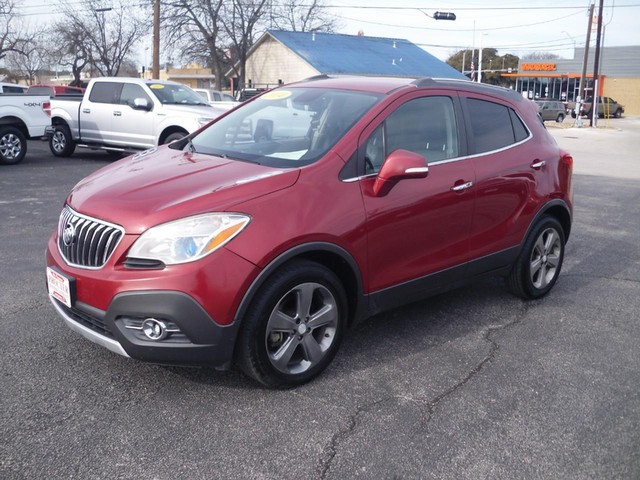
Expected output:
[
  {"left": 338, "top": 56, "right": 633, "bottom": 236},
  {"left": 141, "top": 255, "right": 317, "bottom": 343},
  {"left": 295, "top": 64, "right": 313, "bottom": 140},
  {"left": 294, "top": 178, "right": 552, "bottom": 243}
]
[{"left": 45, "top": 76, "right": 573, "bottom": 372}]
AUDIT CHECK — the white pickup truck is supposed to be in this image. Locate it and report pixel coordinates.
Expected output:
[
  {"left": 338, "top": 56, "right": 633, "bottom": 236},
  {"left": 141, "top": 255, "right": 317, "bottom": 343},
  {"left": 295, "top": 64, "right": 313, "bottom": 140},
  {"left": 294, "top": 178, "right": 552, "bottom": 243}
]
[
  {"left": 47, "top": 77, "right": 226, "bottom": 157},
  {"left": 0, "top": 93, "right": 51, "bottom": 164}
]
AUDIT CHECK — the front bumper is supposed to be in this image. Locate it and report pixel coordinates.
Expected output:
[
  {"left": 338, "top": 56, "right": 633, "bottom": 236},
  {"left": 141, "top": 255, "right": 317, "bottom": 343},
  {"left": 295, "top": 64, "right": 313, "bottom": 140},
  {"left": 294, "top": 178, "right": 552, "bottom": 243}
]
[{"left": 49, "top": 289, "right": 241, "bottom": 369}]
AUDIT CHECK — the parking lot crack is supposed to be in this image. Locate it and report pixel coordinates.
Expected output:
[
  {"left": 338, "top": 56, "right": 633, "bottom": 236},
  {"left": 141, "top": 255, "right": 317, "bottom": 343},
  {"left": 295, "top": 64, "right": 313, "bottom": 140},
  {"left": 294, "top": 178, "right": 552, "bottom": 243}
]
[{"left": 317, "top": 303, "right": 529, "bottom": 478}]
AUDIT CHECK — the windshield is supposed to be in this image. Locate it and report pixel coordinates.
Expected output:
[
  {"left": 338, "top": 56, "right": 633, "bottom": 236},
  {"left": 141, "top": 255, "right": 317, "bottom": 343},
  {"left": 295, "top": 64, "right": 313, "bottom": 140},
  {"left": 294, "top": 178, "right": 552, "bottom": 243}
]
[
  {"left": 183, "top": 87, "right": 382, "bottom": 167},
  {"left": 146, "top": 82, "right": 209, "bottom": 106}
]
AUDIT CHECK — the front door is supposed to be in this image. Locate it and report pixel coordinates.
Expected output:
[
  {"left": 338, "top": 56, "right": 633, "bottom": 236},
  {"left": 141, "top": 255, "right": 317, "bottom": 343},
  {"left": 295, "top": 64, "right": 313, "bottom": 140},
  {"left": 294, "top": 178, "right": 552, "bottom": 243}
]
[{"left": 359, "top": 93, "right": 476, "bottom": 305}]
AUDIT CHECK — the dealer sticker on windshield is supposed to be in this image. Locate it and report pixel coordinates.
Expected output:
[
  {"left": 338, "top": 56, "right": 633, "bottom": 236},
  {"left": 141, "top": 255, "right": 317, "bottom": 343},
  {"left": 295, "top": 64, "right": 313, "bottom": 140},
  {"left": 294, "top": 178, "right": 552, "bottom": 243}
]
[
  {"left": 47, "top": 267, "right": 72, "bottom": 308},
  {"left": 262, "top": 90, "right": 292, "bottom": 100}
]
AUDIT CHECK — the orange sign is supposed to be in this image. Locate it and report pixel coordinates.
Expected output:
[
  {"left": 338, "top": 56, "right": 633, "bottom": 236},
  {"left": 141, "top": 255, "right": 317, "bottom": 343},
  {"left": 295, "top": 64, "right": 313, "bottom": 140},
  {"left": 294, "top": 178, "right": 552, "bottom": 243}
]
[{"left": 521, "top": 63, "right": 557, "bottom": 72}]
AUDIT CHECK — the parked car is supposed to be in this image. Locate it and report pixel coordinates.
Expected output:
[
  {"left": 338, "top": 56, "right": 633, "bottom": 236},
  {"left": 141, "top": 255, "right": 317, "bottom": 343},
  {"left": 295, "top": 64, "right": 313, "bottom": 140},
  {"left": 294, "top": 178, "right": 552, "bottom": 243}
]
[
  {"left": 535, "top": 99, "right": 566, "bottom": 122},
  {"left": 26, "top": 84, "right": 85, "bottom": 97},
  {"left": 0, "top": 82, "right": 28, "bottom": 94},
  {"left": 46, "top": 77, "right": 225, "bottom": 157},
  {"left": 193, "top": 88, "right": 238, "bottom": 110},
  {"left": 46, "top": 76, "right": 573, "bottom": 387},
  {"left": 0, "top": 92, "right": 51, "bottom": 164},
  {"left": 569, "top": 96, "right": 625, "bottom": 118}
]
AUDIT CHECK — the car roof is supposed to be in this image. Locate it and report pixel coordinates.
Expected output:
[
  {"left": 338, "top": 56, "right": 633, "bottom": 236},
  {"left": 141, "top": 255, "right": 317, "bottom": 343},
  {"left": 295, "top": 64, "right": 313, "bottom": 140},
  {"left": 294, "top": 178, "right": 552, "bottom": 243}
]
[{"left": 288, "top": 75, "right": 525, "bottom": 103}]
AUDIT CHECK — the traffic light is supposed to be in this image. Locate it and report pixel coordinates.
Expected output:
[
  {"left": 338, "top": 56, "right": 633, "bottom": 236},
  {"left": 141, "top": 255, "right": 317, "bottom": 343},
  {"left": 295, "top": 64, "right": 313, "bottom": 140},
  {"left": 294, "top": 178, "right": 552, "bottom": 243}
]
[{"left": 433, "top": 11, "right": 456, "bottom": 21}]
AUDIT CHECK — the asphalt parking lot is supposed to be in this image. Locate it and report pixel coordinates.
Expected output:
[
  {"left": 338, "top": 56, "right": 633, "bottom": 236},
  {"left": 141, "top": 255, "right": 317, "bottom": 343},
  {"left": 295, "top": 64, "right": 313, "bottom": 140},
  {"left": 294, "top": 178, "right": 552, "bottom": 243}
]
[{"left": 2, "top": 118, "right": 639, "bottom": 479}]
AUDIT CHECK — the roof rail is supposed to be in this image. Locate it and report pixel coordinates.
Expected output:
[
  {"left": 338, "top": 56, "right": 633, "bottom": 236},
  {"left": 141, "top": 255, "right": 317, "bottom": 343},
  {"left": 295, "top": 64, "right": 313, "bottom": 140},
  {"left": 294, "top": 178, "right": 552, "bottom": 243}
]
[{"left": 411, "top": 78, "right": 436, "bottom": 87}]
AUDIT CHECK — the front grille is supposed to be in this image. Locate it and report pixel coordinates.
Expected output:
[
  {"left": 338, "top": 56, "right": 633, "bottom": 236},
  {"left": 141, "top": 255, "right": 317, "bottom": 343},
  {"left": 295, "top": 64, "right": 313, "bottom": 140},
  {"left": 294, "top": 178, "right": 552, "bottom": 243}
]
[
  {"left": 57, "top": 300, "right": 114, "bottom": 338},
  {"left": 58, "top": 205, "right": 124, "bottom": 269}
]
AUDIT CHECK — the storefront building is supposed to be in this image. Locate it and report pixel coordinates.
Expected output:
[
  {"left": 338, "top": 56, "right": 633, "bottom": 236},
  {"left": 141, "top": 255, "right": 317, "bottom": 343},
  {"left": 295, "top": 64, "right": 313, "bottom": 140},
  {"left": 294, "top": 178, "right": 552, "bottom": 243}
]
[{"left": 502, "top": 45, "right": 640, "bottom": 115}]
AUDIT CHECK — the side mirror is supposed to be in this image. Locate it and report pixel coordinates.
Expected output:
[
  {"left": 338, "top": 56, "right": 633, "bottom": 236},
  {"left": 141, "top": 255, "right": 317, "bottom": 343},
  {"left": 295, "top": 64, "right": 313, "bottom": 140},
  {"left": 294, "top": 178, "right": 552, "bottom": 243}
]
[
  {"left": 372, "top": 149, "right": 429, "bottom": 197},
  {"left": 133, "top": 98, "right": 152, "bottom": 111}
]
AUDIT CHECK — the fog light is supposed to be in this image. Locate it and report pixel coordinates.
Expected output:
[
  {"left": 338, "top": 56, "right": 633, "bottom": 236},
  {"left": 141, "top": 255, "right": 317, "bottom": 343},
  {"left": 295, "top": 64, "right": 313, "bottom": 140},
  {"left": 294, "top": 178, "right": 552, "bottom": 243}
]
[{"left": 142, "top": 318, "right": 168, "bottom": 341}]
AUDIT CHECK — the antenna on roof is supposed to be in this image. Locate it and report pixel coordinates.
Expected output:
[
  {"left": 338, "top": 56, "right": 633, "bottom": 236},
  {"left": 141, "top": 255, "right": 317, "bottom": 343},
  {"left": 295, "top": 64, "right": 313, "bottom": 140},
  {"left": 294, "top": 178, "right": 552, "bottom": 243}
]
[
  {"left": 393, "top": 41, "right": 396, "bottom": 48},
  {"left": 312, "top": 31, "right": 316, "bottom": 41}
]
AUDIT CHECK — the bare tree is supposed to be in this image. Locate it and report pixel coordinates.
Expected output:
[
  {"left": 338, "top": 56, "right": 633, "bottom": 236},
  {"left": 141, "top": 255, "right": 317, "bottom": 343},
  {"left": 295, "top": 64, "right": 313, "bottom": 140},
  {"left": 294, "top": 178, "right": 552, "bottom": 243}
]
[
  {"left": 270, "top": 0, "right": 339, "bottom": 33},
  {"left": 60, "top": 0, "right": 149, "bottom": 77},
  {"left": 48, "top": 21, "right": 91, "bottom": 86},
  {"left": 162, "top": 0, "right": 226, "bottom": 90},
  {"left": 0, "top": 0, "right": 33, "bottom": 60},
  {"left": 222, "top": 0, "right": 269, "bottom": 89},
  {"left": 5, "top": 34, "right": 46, "bottom": 84}
]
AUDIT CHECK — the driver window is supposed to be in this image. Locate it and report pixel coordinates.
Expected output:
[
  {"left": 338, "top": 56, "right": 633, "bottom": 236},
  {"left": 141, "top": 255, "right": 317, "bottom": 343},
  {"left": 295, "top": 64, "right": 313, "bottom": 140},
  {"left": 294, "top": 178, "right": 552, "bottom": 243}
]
[
  {"left": 364, "top": 96, "right": 458, "bottom": 174},
  {"left": 120, "top": 84, "right": 151, "bottom": 108}
]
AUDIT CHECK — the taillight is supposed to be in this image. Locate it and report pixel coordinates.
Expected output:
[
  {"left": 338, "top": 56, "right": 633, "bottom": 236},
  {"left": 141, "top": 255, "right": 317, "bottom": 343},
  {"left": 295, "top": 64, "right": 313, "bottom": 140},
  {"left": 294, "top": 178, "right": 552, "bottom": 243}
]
[
  {"left": 42, "top": 101, "right": 51, "bottom": 117},
  {"left": 561, "top": 153, "right": 573, "bottom": 168}
]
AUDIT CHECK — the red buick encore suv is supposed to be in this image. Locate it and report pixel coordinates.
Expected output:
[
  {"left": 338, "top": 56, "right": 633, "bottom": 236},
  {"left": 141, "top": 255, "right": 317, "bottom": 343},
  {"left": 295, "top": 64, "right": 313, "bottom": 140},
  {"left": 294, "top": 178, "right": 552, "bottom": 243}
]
[{"left": 46, "top": 76, "right": 573, "bottom": 387}]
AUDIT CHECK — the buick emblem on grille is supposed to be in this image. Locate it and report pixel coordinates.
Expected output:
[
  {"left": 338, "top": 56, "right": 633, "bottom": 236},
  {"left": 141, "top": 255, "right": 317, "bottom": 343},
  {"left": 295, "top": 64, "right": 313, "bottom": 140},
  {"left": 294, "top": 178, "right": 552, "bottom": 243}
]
[{"left": 62, "top": 223, "right": 77, "bottom": 246}]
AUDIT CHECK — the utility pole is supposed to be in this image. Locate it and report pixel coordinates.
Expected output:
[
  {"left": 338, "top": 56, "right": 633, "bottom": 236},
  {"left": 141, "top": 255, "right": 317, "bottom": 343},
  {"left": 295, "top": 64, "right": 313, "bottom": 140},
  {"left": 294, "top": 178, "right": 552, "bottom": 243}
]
[
  {"left": 590, "top": 0, "right": 604, "bottom": 127},
  {"left": 575, "top": 2, "right": 594, "bottom": 127},
  {"left": 153, "top": 0, "right": 160, "bottom": 79}
]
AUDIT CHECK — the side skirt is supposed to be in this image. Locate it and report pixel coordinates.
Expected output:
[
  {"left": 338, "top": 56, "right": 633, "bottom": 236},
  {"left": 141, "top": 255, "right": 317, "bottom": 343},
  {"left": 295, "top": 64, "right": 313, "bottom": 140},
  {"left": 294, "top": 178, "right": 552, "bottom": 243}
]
[{"left": 366, "top": 246, "right": 520, "bottom": 318}]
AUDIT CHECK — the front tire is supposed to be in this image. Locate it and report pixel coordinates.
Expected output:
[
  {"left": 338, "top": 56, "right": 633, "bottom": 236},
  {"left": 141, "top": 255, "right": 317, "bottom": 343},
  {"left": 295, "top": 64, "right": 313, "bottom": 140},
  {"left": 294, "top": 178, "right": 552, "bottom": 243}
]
[
  {"left": 508, "top": 216, "right": 565, "bottom": 299},
  {"left": 556, "top": 113, "right": 565, "bottom": 123},
  {"left": 614, "top": 108, "right": 623, "bottom": 118},
  {"left": 236, "top": 260, "right": 347, "bottom": 388},
  {"left": 163, "top": 131, "right": 187, "bottom": 144},
  {"left": 0, "top": 126, "right": 27, "bottom": 165},
  {"left": 49, "top": 124, "right": 76, "bottom": 157}
]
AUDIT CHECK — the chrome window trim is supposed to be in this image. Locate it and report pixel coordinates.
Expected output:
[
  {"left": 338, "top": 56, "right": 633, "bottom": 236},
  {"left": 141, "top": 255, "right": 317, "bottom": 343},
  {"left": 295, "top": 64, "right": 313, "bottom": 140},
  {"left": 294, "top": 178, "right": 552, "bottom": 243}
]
[{"left": 341, "top": 102, "right": 533, "bottom": 183}]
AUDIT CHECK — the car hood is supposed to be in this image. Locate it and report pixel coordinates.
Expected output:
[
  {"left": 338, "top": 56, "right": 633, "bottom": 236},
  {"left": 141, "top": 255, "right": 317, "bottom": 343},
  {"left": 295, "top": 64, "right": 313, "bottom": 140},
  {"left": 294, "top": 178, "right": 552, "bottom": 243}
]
[{"left": 67, "top": 146, "right": 300, "bottom": 233}]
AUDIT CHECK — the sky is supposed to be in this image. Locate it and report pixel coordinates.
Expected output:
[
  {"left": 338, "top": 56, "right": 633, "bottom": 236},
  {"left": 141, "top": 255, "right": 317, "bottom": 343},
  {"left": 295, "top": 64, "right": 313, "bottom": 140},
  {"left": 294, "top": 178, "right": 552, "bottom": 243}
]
[
  {"left": 15, "top": 0, "right": 640, "bottom": 67},
  {"left": 328, "top": 0, "right": 640, "bottom": 61}
]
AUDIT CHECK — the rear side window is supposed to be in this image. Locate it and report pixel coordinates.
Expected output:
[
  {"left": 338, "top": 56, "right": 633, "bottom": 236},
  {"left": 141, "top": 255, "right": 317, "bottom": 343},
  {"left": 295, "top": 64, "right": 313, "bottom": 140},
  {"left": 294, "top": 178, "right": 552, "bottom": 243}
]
[
  {"left": 466, "top": 98, "right": 529, "bottom": 153},
  {"left": 89, "top": 82, "right": 123, "bottom": 104}
]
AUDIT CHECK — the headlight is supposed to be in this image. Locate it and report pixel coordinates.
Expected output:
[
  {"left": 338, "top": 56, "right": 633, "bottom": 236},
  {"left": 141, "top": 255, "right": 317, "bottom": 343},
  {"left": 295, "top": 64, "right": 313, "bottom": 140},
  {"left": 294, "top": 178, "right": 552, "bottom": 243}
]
[{"left": 127, "top": 213, "right": 250, "bottom": 265}]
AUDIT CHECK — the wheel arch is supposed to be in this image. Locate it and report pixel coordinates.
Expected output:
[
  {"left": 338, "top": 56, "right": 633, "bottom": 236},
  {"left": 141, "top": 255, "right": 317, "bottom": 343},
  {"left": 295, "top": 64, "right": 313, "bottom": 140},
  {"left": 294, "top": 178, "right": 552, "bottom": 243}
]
[
  {"left": 158, "top": 126, "right": 188, "bottom": 145},
  {"left": 233, "top": 242, "right": 366, "bottom": 330},
  {"left": 0, "top": 116, "right": 28, "bottom": 138},
  {"left": 526, "top": 199, "right": 572, "bottom": 243}
]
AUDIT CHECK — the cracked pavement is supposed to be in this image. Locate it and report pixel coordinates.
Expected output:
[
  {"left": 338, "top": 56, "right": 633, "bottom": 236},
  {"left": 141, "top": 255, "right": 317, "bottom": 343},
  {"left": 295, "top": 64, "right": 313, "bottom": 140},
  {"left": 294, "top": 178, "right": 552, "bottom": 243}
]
[{"left": 2, "top": 119, "right": 639, "bottom": 479}]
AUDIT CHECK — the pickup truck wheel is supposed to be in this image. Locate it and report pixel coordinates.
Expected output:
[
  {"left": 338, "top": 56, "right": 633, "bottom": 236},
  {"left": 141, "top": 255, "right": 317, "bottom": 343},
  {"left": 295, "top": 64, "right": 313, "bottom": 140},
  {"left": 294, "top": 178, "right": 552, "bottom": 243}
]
[
  {"left": 163, "top": 132, "right": 187, "bottom": 144},
  {"left": 49, "top": 125, "right": 76, "bottom": 157},
  {"left": 0, "top": 126, "right": 27, "bottom": 165},
  {"left": 614, "top": 109, "right": 623, "bottom": 118}
]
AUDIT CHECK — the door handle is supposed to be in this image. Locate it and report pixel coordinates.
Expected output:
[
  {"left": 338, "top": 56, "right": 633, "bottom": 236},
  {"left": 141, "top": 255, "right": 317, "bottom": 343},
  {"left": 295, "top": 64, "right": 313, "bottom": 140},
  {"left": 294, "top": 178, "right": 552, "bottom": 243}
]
[
  {"left": 531, "top": 160, "right": 546, "bottom": 170},
  {"left": 451, "top": 181, "right": 473, "bottom": 192},
  {"left": 82, "top": 108, "right": 90, "bottom": 114},
  {"left": 113, "top": 111, "right": 122, "bottom": 116}
]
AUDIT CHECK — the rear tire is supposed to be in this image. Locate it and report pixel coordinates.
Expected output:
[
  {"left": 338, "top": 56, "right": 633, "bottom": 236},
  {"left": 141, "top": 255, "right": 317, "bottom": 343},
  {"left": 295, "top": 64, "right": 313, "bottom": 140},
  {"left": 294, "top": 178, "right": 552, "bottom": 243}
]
[
  {"left": 508, "top": 216, "right": 565, "bottom": 299},
  {"left": 236, "top": 260, "right": 347, "bottom": 388},
  {"left": 0, "top": 126, "right": 27, "bottom": 165},
  {"left": 49, "top": 124, "right": 76, "bottom": 157}
]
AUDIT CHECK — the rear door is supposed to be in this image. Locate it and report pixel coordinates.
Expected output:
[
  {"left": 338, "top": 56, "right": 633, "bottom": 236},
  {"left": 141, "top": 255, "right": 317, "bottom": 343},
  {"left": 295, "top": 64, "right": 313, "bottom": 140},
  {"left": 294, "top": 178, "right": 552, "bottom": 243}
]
[
  {"left": 462, "top": 95, "right": 546, "bottom": 267},
  {"left": 81, "top": 82, "right": 122, "bottom": 144},
  {"left": 358, "top": 91, "right": 476, "bottom": 298}
]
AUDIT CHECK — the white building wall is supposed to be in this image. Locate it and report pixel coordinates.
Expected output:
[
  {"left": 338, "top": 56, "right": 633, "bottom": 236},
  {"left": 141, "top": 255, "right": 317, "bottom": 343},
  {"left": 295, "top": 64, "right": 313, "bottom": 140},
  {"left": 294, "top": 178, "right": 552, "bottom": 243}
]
[{"left": 245, "top": 36, "right": 319, "bottom": 87}]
